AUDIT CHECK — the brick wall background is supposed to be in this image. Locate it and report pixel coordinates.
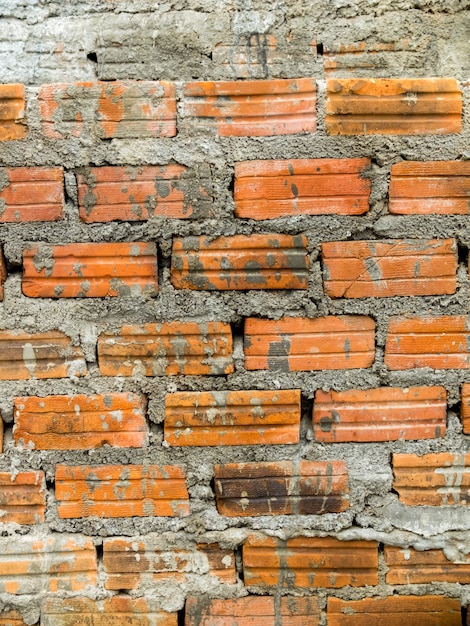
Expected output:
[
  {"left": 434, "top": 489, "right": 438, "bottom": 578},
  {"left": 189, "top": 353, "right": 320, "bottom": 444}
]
[{"left": 0, "top": 0, "right": 470, "bottom": 624}]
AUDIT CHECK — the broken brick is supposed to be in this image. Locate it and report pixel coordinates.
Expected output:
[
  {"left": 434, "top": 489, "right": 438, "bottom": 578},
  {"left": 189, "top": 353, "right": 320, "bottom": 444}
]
[
  {"left": 0, "top": 84, "right": 26, "bottom": 141},
  {"left": 0, "top": 471, "right": 46, "bottom": 525},
  {"left": 460, "top": 383, "right": 470, "bottom": 434}
]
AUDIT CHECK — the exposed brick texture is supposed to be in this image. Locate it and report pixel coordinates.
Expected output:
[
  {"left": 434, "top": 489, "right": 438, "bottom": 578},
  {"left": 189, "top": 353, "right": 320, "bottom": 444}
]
[
  {"left": 461, "top": 384, "right": 470, "bottom": 434},
  {"left": 0, "top": 167, "right": 64, "bottom": 222},
  {"left": 385, "top": 546, "right": 470, "bottom": 584},
  {"left": 0, "top": 84, "right": 26, "bottom": 141},
  {"left": 0, "top": 611, "right": 28, "bottom": 625},
  {"left": 0, "top": 247, "right": 6, "bottom": 301},
  {"left": 0, "top": 471, "right": 46, "bottom": 524}
]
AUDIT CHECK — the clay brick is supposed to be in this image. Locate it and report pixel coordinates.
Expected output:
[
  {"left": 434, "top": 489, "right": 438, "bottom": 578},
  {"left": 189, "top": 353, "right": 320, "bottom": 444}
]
[
  {"left": 327, "top": 595, "right": 461, "bottom": 626},
  {"left": 98, "top": 321, "right": 233, "bottom": 377},
  {"left": 0, "top": 84, "right": 26, "bottom": 141},
  {"left": 185, "top": 595, "right": 320, "bottom": 626},
  {"left": 243, "top": 534, "right": 378, "bottom": 588},
  {"left": 0, "top": 419, "right": 3, "bottom": 454},
  {"left": 0, "top": 330, "right": 86, "bottom": 380},
  {"left": 0, "top": 611, "right": 27, "bottom": 625},
  {"left": 171, "top": 234, "right": 308, "bottom": 290},
  {"left": 212, "top": 35, "right": 280, "bottom": 79},
  {"left": 323, "top": 41, "right": 420, "bottom": 77},
  {"left": 234, "top": 158, "right": 371, "bottom": 219},
  {"left": 103, "top": 536, "right": 236, "bottom": 590},
  {"left": 0, "top": 534, "right": 97, "bottom": 594},
  {"left": 322, "top": 239, "right": 457, "bottom": 298},
  {"left": 244, "top": 316, "right": 375, "bottom": 371},
  {"left": 39, "top": 81, "right": 176, "bottom": 139},
  {"left": 77, "top": 165, "right": 212, "bottom": 223},
  {"left": 0, "top": 471, "right": 46, "bottom": 525},
  {"left": 55, "top": 464, "right": 190, "bottom": 518},
  {"left": 164, "top": 389, "right": 301, "bottom": 447},
  {"left": 0, "top": 167, "right": 64, "bottom": 223},
  {"left": 385, "top": 315, "right": 470, "bottom": 370},
  {"left": 0, "top": 247, "right": 6, "bottom": 301},
  {"left": 460, "top": 383, "right": 470, "bottom": 434},
  {"left": 214, "top": 460, "right": 349, "bottom": 516},
  {"left": 326, "top": 78, "right": 462, "bottom": 135},
  {"left": 389, "top": 161, "right": 470, "bottom": 215},
  {"left": 393, "top": 452, "right": 470, "bottom": 506},
  {"left": 385, "top": 546, "right": 470, "bottom": 584},
  {"left": 13, "top": 393, "right": 147, "bottom": 450},
  {"left": 23, "top": 242, "right": 158, "bottom": 298},
  {"left": 313, "top": 386, "right": 447, "bottom": 443},
  {"left": 182, "top": 78, "right": 316, "bottom": 136}
]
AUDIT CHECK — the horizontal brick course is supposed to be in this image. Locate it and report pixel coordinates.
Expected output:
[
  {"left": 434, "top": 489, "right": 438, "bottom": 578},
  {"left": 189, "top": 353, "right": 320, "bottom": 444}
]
[
  {"left": 0, "top": 167, "right": 64, "bottom": 222},
  {"left": 0, "top": 611, "right": 27, "bottom": 625},
  {"left": 0, "top": 471, "right": 46, "bottom": 524},
  {"left": 385, "top": 546, "right": 470, "bottom": 584},
  {"left": 0, "top": 84, "right": 26, "bottom": 141}
]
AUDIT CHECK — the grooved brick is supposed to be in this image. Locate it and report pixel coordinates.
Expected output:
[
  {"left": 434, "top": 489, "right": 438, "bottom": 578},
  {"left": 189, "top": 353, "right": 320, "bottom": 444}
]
[
  {"left": 323, "top": 41, "right": 420, "bottom": 77},
  {"left": 214, "top": 460, "right": 349, "bottom": 516},
  {"left": 0, "top": 167, "right": 64, "bottom": 223},
  {"left": 171, "top": 234, "right": 308, "bottom": 290},
  {"left": 0, "top": 247, "right": 5, "bottom": 301},
  {"left": 164, "top": 389, "right": 301, "bottom": 447},
  {"left": 385, "top": 546, "right": 470, "bottom": 584},
  {"left": 13, "top": 393, "right": 147, "bottom": 450},
  {"left": 244, "top": 316, "right": 375, "bottom": 371},
  {"left": 55, "top": 464, "right": 190, "bottom": 518},
  {"left": 322, "top": 239, "right": 457, "bottom": 298},
  {"left": 0, "top": 471, "right": 46, "bottom": 524},
  {"left": 313, "top": 386, "right": 447, "bottom": 442},
  {"left": 0, "top": 611, "right": 27, "bottom": 625},
  {"left": 212, "top": 35, "right": 279, "bottom": 78},
  {"left": 460, "top": 383, "right": 470, "bottom": 434},
  {"left": 0, "top": 84, "right": 26, "bottom": 141},
  {"left": 234, "top": 158, "right": 371, "bottom": 219},
  {"left": 23, "top": 242, "right": 158, "bottom": 298}
]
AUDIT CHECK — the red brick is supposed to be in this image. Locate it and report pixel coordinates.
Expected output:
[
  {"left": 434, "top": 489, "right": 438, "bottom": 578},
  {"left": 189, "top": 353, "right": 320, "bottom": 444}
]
[
  {"left": 171, "top": 234, "right": 308, "bottom": 290},
  {"left": 98, "top": 321, "right": 233, "bottom": 377},
  {"left": 0, "top": 167, "right": 63, "bottom": 223},
  {"left": 0, "top": 247, "right": 6, "bottom": 301},
  {"left": 214, "top": 460, "right": 348, "bottom": 516},
  {"left": 23, "top": 242, "right": 158, "bottom": 298},
  {"left": 55, "top": 464, "right": 190, "bottom": 519},
  {"left": 385, "top": 546, "right": 470, "bottom": 584},
  {"left": 182, "top": 78, "right": 316, "bottom": 136},
  {"left": 393, "top": 452, "right": 470, "bottom": 505},
  {"left": 460, "top": 383, "right": 470, "bottom": 434},
  {"left": 243, "top": 533, "right": 378, "bottom": 588},
  {"left": 164, "top": 389, "right": 301, "bottom": 447},
  {"left": 326, "top": 78, "right": 462, "bottom": 135},
  {"left": 13, "top": 393, "right": 147, "bottom": 450},
  {"left": 0, "top": 471, "right": 46, "bottom": 524},
  {"left": 322, "top": 239, "right": 457, "bottom": 298},
  {"left": 39, "top": 81, "right": 176, "bottom": 139},
  {"left": 244, "top": 316, "right": 375, "bottom": 371},
  {"left": 0, "top": 84, "right": 26, "bottom": 141},
  {"left": 313, "top": 386, "right": 447, "bottom": 443},
  {"left": 0, "top": 610, "right": 28, "bottom": 625},
  {"left": 0, "top": 330, "right": 86, "bottom": 380},
  {"left": 234, "top": 158, "right": 371, "bottom": 219},
  {"left": 389, "top": 161, "right": 470, "bottom": 215}
]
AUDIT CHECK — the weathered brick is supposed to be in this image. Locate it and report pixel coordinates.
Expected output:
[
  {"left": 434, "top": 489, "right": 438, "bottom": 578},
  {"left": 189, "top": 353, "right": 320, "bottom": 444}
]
[
  {"left": 234, "top": 158, "right": 371, "bottom": 219},
  {"left": 0, "top": 610, "right": 27, "bottom": 625},
  {"left": 39, "top": 81, "right": 176, "bottom": 139},
  {"left": 23, "top": 242, "right": 158, "bottom": 298},
  {"left": 55, "top": 464, "right": 190, "bottom": 519},
  {"left": 14, "top": 393, "right": 147, "bottom": 450},
  {"left": 244, "top": 316, "right": 375, "bottom": 371},
  {"left": 243, "top": 534, "right": 378, "bottom": 588},
  {"left": 0, "top": 247, "right": 6, "bottom": 301},
  {"left": 323, "top": 41, "right": 422, "bottom": 77},
  {"left": 212, "top": 35, "right": 280, "bottom": 79},
  {"left": 322, "top": 239, "right": 457, "bottom": 298},
  {"left": 77, "top": 165, "right": 212, "bottom": 223},
  {"left": 214, "top": 460, "right": 349, "bottom": 516},
  {"left": 313, "top": 386, "right": 447, "bottom": 443},
  {"left": 460, "top": 383, "right": 470, "bottom": 434},
  {"left": 326, "top": 78, "right": 462, "bottom": 135},
  {"left": 182, "top": 78, "right": 316, "bottom": 136},
  {"left": 164, "top": 389, "right": 301, "bottom": 447},
  {"left": 393, "top": 452, "right": 470, "bottom": 505},
  {"left": 0, "top": 167, "right": 63, "bottom": 223},
  {"left": 171, "top": 235, "right": 308, "bottom": 290},
  {"left": 0, "top": 330, "right": 86, "bottom": 380},
  {"left": 389, "top": 161, "right": 470, "bottom": 215},
  {"left": 0, "top": 471, "right": 46, "bottom": 525},
  {"left": 98, "top": 321, "right": 233, "bottom": 377},
  {"left": 0, "top": 84, "right": 26, "bottom": 141},
  {"left": 385, "top": 546, "right": 470, "bottom": 584}
]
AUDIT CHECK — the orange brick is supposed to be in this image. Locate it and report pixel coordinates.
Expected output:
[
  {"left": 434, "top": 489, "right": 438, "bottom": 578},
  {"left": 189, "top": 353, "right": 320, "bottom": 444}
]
[
  {"left": 385, "top": 315, "right": 470, "bottom": 370},
  {"left": 460, "top": 383, "right": 470, "bottom": 434},
  {"left": 244, "top": 316, "right": 375, "bottom": 371},
  {"left": 77, "top": 165, "right": 212, "bottom": 222},
  {"left": 0, "top": 84, "right": 26, "bottom": 141},
  {"left": 0, "top": 330, "right": 86, "bottom": 380},
  {"left": 171, "top": 234, "right": 308, "bottom": 290},
  {"left": 327, "top": 595, "right": 461, "bottom": 626},
  {"left": 0, "top": 167, "right": 63, "bottom": 222},
  {"left": 393, "top": 452, "right": 470, "bottom": 505},
  {"left": 389, "top": 161, "right": 470, "bottom": 215},
  {"left": 214, "top": 460, "right": 348, "bottom": 516},
  {"left": 313, "top": 386, "right": 447, "bottom": 443},
  {"left": 322, "top": 239, "right": 457, "bottom": 298},
  {"left": 98, "top": 321, "right": 233, "bottom": 376},
  {"left": 164, "top": 389, "right": 301, "bottom": 446},
  {"left": 326, "top": 78, "right": 462, "bottom": 135},
  {"left": 234, "top": 158, "right": 371, "bottom": 219},
  {"left": 185, "top": 595, "right": 320, "bottom": 626},
  {"left": 23, "top": 242, "right": 157, "bottom": 298},
  {"left": 55, "top": 464, "right": 190, "bottom": 519},
  {"left": 0, "top": 610, "right": 27, "bottom": 625},
  {"left": 243, "top": 534, "right": 378, "bottom": 588},
  {"left": 0, "top": 471, "right": 45, "bottom": 525},
  {"left": 0, "top": 247, "right": 6, "bottom": 301},
  {"left": 13, "top": 393, "right": 147, "bottom": 450},
  {"left": 385, "top": 546, "right": 470, "bottom": 584},
  {"left": 39, "top": 81, "right": 176, "bottom": 139},
  {"left": 182, "top": 78, "right": 316, "bottom": 136},
  {"left": 0, "top": 419, "right": 3, "bottom": 453}
]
